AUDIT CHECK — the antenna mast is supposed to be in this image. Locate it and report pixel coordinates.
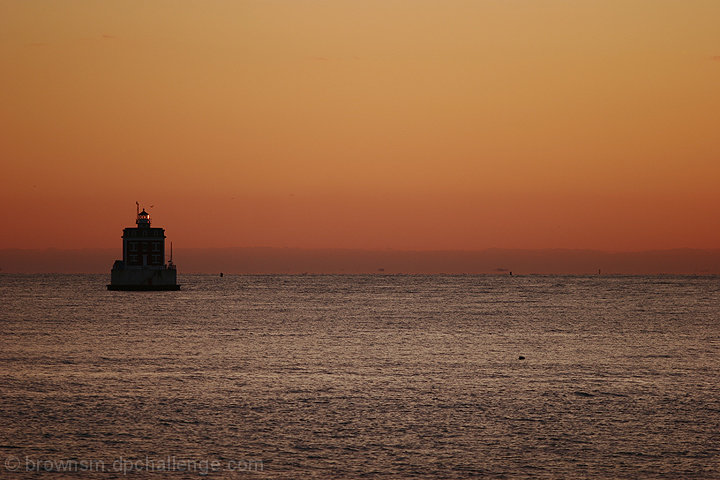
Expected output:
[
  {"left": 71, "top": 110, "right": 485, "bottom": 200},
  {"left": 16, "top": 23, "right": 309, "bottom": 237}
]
[{"left": 136, "top": 201, "right": 139, "bottom": 216}]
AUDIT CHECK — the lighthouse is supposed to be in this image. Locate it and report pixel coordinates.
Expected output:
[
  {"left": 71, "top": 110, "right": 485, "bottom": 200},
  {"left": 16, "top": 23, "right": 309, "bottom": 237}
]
[{"left": 107, "top": 205, "right": 179, "bottom": 290}]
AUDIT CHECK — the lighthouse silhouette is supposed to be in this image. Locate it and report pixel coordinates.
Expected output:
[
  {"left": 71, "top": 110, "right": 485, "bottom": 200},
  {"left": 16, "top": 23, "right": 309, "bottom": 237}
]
[{"left": 107, "top": 204, "right": 179, "bottom": 290}]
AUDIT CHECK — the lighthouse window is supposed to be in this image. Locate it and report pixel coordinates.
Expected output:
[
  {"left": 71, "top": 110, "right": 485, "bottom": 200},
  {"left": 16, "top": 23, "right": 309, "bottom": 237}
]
[
  {"left": 152, "top": 243, "right": 161, "bottom": 252},
  {"left": 129, "top": 243, "right": 137, "bottom": 251}
]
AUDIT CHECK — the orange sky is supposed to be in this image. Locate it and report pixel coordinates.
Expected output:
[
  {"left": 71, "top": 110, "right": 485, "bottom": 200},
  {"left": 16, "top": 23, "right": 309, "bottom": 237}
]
[{"left": 2, "top": 1, "right": 720, "bottom": 251}]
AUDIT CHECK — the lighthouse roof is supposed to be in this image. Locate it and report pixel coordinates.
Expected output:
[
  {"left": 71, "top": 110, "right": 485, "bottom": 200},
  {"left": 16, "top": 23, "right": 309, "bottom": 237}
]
[{"left": 139, "top": 209, "right": 149, "bottom": 215}]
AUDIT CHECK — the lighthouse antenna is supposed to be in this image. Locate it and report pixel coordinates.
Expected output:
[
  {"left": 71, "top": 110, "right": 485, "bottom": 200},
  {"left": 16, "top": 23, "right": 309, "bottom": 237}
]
[
  {"left": 170, "top": 242, "right": 173, "bottom": 263},
  {"left": 136, "top": 201, "right": 139, "bottom": 216}
]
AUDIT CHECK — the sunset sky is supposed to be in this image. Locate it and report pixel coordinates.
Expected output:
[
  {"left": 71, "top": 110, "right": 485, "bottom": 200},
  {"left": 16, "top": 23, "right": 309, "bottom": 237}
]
[{"left": 2, "top": 1, "right": 720, "bottom": 251}]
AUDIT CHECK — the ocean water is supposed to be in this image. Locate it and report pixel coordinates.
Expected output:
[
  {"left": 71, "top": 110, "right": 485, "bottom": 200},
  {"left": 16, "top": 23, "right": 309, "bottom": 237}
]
[{"left": 0, "top": 274, "right": 719, "bottom": 479}]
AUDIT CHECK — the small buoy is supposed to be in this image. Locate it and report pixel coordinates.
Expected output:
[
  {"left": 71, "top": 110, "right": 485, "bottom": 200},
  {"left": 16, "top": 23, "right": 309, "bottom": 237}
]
[{"left": 518, "top": 356, "right": 525, "bottom": 360}]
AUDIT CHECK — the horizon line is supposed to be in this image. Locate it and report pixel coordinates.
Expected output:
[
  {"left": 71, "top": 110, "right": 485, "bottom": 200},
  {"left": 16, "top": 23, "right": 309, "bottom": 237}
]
[
  {"left": 3, "top": 247, "right": 720, "bottom": 275},
  {"left": 3, "top": 246, "right": 720, "bottom": 253}
]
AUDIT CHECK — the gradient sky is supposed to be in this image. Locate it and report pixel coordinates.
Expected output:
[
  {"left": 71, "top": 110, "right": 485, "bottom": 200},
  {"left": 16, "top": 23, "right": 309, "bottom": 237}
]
[{"left": 2, "top": 1, "right": 719, "bottom": 251}]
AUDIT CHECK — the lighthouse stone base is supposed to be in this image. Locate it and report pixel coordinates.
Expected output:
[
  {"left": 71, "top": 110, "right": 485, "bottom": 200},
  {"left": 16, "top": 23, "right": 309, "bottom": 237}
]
[{"left": 107, "top": 262, "right": 179, "bottom": 291}]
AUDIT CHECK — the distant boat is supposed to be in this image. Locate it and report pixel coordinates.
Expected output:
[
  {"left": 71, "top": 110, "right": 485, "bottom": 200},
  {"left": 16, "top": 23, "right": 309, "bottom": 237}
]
[{"left": 107, "top": 205, "right": 180, "bottom": 291}]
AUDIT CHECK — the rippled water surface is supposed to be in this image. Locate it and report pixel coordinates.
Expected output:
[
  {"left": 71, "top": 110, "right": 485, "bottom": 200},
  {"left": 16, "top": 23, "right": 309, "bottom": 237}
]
[{"left": 1, "top": 274, "right": 719, "bottom": 478}]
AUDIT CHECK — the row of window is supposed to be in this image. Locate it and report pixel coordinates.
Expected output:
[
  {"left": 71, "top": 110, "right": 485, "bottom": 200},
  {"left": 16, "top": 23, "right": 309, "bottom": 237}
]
[
  {"left": 128, "top": 242, "right": 163, "bottom": 252},
  {"left": 124, "top": 229, "right": 164, "bottom": 238},
  {"left": 127, "top": 254, "right": 164, "bottom": 265}
]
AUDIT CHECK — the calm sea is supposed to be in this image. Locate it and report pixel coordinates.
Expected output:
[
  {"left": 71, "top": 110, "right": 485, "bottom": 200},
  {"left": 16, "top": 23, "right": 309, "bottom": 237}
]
[{"left": 1, "top": 274, "right": 719, "bottom": 479}]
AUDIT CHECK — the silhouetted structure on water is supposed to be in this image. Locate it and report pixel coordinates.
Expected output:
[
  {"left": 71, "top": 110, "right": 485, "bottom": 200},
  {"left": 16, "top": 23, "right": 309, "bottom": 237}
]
[{"left": 107, "top": 204, "right": 179, "bottom": 291}]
